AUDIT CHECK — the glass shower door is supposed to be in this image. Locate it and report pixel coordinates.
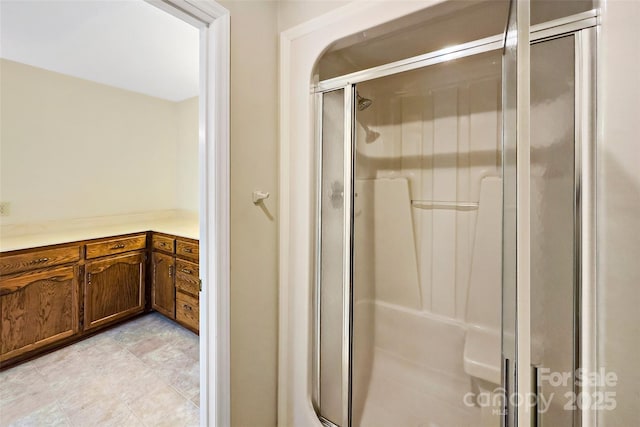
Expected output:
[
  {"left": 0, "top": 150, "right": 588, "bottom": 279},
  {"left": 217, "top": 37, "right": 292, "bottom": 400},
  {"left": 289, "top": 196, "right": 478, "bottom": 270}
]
[
  {"left": 315, "top": 87, "right": 354, "bottom": 427},
  {"left": 313, "top": 1, "right": 532, "bottom": 424}
]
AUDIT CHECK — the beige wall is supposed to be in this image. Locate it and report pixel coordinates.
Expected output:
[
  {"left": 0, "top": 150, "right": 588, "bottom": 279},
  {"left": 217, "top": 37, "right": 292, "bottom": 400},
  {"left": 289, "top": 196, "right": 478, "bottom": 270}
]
[
  {"left": 222, "top": 2, "right": 354, "bottom": 426},
  {"left": 598, "top": 0, "right": 640, "bottom": 425},
  {"left": 0, "top": 58, "right": 198, "bottom": 225},
  {"left": 220, "top": 1, "right": 279, "bottom": 426},
  {"left": 176, "top": 96, "right": 199, "bottom": 212},
  {"left": 277, "top": 0, "right": 350, "bottom": 32}
]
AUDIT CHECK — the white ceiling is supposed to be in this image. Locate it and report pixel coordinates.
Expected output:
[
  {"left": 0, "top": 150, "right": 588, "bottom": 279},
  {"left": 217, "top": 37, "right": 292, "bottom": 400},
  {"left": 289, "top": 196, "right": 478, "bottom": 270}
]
[{"left": 0, "top": 0, "right": 199, "bottom": 102}]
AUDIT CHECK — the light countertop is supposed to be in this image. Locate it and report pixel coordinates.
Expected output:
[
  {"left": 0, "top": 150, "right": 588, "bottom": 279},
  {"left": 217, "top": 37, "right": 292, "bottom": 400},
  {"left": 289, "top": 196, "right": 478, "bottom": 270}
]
[{"left": 0, "top": 211, "right": 199, "bottom": 253}]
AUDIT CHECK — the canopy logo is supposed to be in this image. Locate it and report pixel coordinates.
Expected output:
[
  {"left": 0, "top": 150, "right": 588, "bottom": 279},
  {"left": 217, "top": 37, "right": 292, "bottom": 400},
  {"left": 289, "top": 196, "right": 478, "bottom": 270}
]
[{"left": 463, "top": 369, "right": 618, "bottom": 414}]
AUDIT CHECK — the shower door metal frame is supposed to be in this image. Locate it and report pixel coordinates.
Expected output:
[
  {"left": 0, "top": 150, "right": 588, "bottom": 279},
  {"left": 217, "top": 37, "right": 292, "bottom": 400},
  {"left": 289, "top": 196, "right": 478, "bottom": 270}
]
[
  {"left": 312, "top": 10, "right": 597, "bottom": 94},
  {"left": 574, "top": 26, "right": 598, "bottom": 427},
  {"left": 312, "top": 10, "right": 598, "bottom": 427},
  {"left": 313, "top": 85, "right": 356, "bottom": 427},
  {"left": 527, "top": 27, "right": 598, "bottom": 427}
]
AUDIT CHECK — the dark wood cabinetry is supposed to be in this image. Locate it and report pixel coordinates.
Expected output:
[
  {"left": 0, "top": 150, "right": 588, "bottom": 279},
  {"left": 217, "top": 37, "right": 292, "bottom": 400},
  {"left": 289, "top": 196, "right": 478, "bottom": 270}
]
[
  {"left": 151, "top": 252, "right": 175, "bottom": 319},
  {"left": 0, "top": 265, "right": 79, "bottom": 363},
  {"left": 84, "top": 251, "right": 145, "bottom": 331},
  {"left": 152, "top": 234, "right": 199, "bottom": 333},
  {"left": 0, "top": 230, "right": 197, "bottom": 368}
]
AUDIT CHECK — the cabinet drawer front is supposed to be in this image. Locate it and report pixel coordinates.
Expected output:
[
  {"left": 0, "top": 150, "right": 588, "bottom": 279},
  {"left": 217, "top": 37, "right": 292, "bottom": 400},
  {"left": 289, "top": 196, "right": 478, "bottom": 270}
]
[
  {"left": 85, "top": 235, "right": 146, "bottom": 259},
  {"left": 175, "top": 259, "right": 199, "bottom": 296},
  {"left": 176, "top": 240, "right": 199, "bottom": 261},
  {"left": 176, "top": 291, "right": 199, "bottom": 331},
  {"left": 152, "top": 235, "right": 175, "bottom": 253},
  {"left": 0, "top": 246, "right": 80, "bottom": 276}
]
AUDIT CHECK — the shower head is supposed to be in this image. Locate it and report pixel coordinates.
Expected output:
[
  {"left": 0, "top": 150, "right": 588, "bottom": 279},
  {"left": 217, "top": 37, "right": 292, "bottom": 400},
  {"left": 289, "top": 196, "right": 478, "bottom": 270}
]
[{"left": 357, "top": 93, "right": 373, "bottom": 111}]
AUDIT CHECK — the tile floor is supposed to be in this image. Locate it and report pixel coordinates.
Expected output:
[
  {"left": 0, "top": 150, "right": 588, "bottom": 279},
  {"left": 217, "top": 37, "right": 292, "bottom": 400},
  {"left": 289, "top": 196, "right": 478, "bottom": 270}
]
[{"left": 0, "top": 313, "right": 199, "bottom": 427}]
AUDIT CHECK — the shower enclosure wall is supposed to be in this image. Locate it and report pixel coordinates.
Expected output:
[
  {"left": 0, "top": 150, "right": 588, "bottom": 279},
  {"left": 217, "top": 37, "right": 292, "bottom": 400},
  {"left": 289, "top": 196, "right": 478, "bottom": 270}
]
[{"left": 312, "top": 5, "right": 596, "bottom": 427}]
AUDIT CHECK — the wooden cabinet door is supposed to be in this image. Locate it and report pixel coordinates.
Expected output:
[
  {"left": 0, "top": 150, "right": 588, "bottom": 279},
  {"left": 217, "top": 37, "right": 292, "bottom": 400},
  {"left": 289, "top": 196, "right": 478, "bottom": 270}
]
[
  {"left": 151, "top": 252, "right": 175, "bottom": 319},
  {"left": 84, "top": 252, "right": 145, "bottom": 331},
  {"left": 1, "top": 266, "right": 79, "bottom": 363}
]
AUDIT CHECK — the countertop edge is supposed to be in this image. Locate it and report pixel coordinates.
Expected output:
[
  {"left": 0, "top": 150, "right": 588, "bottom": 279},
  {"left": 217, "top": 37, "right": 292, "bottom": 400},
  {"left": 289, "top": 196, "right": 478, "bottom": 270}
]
[{"left": 0, "top": 222, "right": 199, "bottom": 253}]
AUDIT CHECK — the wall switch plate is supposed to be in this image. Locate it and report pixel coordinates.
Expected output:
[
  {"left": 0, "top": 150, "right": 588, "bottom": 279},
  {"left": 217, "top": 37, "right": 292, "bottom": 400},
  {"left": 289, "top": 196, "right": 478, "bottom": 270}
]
[{"left": 0, "top": 202, "right": 10, "bottom": 217}]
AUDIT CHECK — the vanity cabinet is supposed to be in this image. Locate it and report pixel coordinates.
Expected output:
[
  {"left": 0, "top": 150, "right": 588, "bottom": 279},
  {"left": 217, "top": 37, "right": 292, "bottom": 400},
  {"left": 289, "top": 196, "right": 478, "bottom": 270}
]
[
  {"left": 151, "top": 252, "right": 175, "bottom": 319},
  {"left": 151, "top": 233, "right": 199, "bottom": 333},
  {"left": 84, "top": 251, "right": 146, "bottom": 331},
  {"left": 0, "top": 230, "right": 196, "bottom": 368},
  {"left": 0, "top": 265, "right": 79, "bottom": 363}
]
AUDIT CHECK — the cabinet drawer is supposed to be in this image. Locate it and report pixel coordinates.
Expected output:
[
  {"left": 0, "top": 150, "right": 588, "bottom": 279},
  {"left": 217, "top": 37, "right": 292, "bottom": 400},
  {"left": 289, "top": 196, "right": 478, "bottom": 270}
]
[
  {"left": 175, "top": 259, "right": 199, "bottom": 296},
  {"left": 152, "top": 235, "right": 175, "bottom": 253},
  {"left": 85, "top": 235, "right": 146, "bottom": 259},
  {"left": 0, "top": 246, "right": 80, "bottom": 276},
  {"left": 176, "top": 291, "right": 199, "bottom": 332},
  {"left": 176, "top": 240, "right": 199, "bottom": 261}
]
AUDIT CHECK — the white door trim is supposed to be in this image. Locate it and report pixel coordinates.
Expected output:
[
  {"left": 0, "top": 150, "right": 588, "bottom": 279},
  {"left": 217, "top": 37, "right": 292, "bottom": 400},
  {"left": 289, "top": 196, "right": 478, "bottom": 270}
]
[{"left": 146, "top": 1, "right": 230, "bottom": 426}]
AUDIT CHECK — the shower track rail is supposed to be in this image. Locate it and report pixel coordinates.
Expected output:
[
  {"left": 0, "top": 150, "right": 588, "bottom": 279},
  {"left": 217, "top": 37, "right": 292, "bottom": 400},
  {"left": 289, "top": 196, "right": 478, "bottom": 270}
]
[{"left": 312, "top": 9, "right": 598, "bottom": 93}]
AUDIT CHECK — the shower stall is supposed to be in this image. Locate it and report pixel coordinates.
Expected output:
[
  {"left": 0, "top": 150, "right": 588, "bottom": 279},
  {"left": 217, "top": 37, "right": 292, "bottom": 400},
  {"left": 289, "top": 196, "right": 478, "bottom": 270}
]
[{"left": 311, "top": 2, "right": 596, "bottom": 426}]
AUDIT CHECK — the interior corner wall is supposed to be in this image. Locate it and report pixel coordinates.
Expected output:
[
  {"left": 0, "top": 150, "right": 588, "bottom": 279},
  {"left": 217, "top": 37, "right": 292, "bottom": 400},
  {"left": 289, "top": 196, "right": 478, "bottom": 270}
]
[
  {"left": 175, "top": 96, "right": 199, "bottom": 213},
  {"left": 218, "top": 1, "right": 279, "bottom": 426},
  {"left": 598, "top": 0, "right": 640, "bottom": 425},
  {"left": 277, "top": 0, "right": 351, "bottom": 32},
  {"left": 0, "top": 58, "right": 180, "bottom": 224}
]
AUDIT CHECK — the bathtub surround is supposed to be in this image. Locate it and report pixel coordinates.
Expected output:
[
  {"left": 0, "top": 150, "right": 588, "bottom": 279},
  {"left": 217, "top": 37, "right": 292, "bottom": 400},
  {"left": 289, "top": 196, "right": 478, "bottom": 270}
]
[
  {"left": 346, "top": 50, "right": 504, "bottom": 426},
  {"left": 354, "top": 53, "right": 502, "bottom": 320}
]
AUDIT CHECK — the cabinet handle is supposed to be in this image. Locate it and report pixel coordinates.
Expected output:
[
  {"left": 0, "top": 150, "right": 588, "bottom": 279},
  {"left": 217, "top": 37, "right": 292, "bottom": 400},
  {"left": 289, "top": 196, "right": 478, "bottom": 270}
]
[
  {"left": 183, "top": 248, "right": 193, "bottom": 253},
  {"left": 87, "top": 273, "right": 92, "bottom": 284},
  {"left": 180, "top": 268, "right": 192, "bottom": 275},
  {"left": 29, "top": 257, "right": 49, "bottom": 264},
  {"left": 160, "top": 242, "right": 166, "bottom": 247},
  {"left": 110, "top": 244, "right": 125, "bottom": 250},
  {"left": 169, "top": 265, "right": 174, "bottom": 278},
  {"left": 183, "top": 304, "right": 192, "bottom": 311}
]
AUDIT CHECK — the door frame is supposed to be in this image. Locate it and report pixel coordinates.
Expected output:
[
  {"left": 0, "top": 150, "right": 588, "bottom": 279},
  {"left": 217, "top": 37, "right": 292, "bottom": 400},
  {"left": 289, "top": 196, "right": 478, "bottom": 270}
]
[{"left": 146, "top": 1, "right": 230, "bottom": 425}]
